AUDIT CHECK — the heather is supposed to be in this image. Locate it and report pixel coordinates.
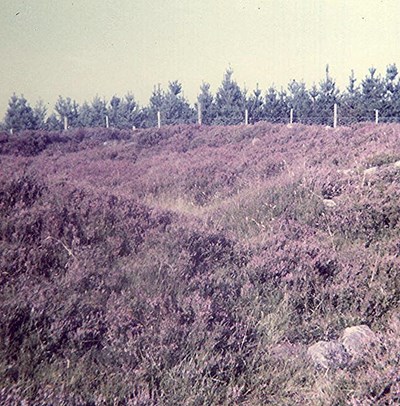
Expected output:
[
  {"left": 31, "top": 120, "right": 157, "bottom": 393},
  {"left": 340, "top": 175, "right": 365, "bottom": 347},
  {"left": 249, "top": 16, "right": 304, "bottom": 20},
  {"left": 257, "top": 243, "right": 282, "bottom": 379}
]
[{"left": 0, "top": 123, "right": 399, "bottom": 405}]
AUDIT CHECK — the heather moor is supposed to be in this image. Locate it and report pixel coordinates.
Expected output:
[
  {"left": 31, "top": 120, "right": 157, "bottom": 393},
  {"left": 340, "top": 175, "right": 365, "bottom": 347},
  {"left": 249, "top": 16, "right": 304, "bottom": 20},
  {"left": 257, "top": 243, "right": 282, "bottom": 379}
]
[{"left": 0, "top": 122, "right": 399, "bottom": 405}]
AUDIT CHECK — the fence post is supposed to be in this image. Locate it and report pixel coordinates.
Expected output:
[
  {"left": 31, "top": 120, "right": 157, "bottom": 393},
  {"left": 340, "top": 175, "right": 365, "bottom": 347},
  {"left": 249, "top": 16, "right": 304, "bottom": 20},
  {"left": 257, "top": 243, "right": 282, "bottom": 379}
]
[
  {"left": 64, "top": 116, "right": 68, "bottom": 131},
  {"left": 245, "top": 109, "right": 249, "bottom": 125},
  {"left": 10, "top": 128, "right": 13, "bottom": 135},
  {"left": 105, "top": 115, "right": 109, "bottom": 129},
  {"left": 197, "top": 103, "right": 202, "bottom": 125},
  {"left": 375, "top": 110, "right": 379, "bottom": 124},
  {"left": 157, "top": 111, "right": 161, "bottom": 129},
  {"left": 290, "top": 108, "right": 293, "bottom": 124},
  {"left": 333, "top": 103, "right": 338, "bottom": 128}
]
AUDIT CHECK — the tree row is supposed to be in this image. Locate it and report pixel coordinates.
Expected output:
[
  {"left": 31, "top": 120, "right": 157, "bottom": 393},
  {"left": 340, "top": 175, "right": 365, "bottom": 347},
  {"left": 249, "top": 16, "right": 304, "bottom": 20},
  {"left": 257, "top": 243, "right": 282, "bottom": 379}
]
[{"left": 3, "top": 64, "right": 400, "bottom": 132}]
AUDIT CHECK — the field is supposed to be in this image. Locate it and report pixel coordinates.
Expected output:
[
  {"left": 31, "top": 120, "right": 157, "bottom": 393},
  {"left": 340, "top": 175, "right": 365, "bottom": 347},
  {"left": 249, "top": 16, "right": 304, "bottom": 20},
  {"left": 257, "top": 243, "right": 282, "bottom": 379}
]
[{"left": 0, "top": 122, "right": 399, "bottom": 405}]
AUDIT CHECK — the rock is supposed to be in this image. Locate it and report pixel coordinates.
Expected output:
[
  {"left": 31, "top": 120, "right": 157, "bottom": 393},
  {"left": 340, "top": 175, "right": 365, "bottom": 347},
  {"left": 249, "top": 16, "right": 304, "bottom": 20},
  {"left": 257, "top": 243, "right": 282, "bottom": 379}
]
[
  {"left": 393, "top": 160, "right": 400, "bottom": 168},
  {"left": 270, "top": 342, "right": 305, "bottom": 361},
  {"left": 323, "top": 199, "right": 336, "bottom": 208},
  {"left": 307, "top": 341, "right": 349, "bottom": 369},
  {"left": 364, "top": 166, "right": 377, "bottom": 175},
  {"left": 251, "top": 137, "right": 260, "bottom": 146},
  {"left": 337, "top": 168, "right": 354, "bottom": 175},
  {"left": 340, "top": 325, "right": 376, "bottom": 360}
]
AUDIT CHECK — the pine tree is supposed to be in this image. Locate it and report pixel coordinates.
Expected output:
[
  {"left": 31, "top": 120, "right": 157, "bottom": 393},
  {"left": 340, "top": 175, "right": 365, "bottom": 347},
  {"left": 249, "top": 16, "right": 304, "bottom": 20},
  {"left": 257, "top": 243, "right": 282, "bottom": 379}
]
[
  {"left": 341, "top": 70, "right": 363, "bottom": 125},
  {"left": 163, "top": 81, "right": 194, "bottom": 125},
  {"left": 90, "top": 96, "right": 107, "bottom": 127},
  {"left": 55, "top": 96, "right": 79, "bottom": 128},
  {"left": 287, "top": 80, "right": 312, "bottom": 124},
  {"left": 314, "top": 65, "right": 339, "bottom": 126},
  {"left": 78, "top": 102, "right": 94, "bottom": 127},
  {"left": 264, "top": 87, "right": 288, "bottom": 123},
  {"left": 33, "top": 100, "right": 47, "bottom": 130},
  {"left": 382, "top": 63, "right": 399, "bottom": 122},
  {"left": 246, "top": 84, "right": 264, "bottom": 123},
  {"left": 213, "top": 68, "right": 246, "bottom": 125},
  {"left": 45, "top": 113, "right": 63, "bottom": 131},
  {"left": 141, "top": 84, "right": 165, "bottom": 127},
  {"left": 119, "top": 93, "right": 140, "bottom": 128},
  {"left": 4, "top": 94, "right": 38, "bottom": 132},
  {"left": 108, "top": 96, "right": 122, "bottom": 127},
  {"left": 197, "top": 82, "right": 216, "bottom": 125},
  {"left": 360, "top": 67, "right": 385, "bottom": 121}
]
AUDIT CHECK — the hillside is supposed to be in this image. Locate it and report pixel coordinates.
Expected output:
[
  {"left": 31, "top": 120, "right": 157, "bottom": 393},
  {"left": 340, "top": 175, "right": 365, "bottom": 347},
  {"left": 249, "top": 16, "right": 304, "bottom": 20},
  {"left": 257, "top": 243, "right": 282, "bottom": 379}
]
[{"left": 0, "top": 123, "right": 399, "bottom": 405}]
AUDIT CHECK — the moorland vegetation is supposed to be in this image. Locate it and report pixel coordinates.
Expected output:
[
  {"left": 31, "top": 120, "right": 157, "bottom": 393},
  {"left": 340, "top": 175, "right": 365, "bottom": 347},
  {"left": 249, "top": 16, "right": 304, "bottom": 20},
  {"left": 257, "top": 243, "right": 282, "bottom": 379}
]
[{"left": 0, "top": 122, "right": 399, "bottom": 404}]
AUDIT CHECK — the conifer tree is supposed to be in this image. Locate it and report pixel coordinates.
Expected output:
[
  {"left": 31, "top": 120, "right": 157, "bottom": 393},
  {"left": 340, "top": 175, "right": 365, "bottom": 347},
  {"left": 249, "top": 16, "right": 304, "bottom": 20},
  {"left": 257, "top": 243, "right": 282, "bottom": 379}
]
[
  {"left": 246, "top": 84, "right": 264, "bottom": 123},
  {"left": 77, "top": 96, "right": 107, "bottom": 127},
  {"left": 287, "top": 80, "right": 312, "bottom": 124},
  {"left": 314, "top": 65, "right": 339, "bottom": 125},
  {"left": 33, "top": 100, "right": 47, "bottom": 130},
  {"left": 264, "top": 87, "right": 288, "bottom": 123},
  {"left": 197, "top": 82, "right": 216, "bottom": 125},
  {"left": 214, "top": 68, "right": 246, "bottom": 125},
  {"left": 55, "top": 96, "right": 79, "bottom": 128},
  {"left": 382, "top": 63, "right": 399, "bottom": 122},
  {"left": 341, "top": 70, "right": 363, "bottom": 125},
  {"left": 361, "top": 67, "right": 385, "bottom": 121},
  {"left": 139, "top": 84, "right": 165, "bottom": 127},
  {"left": 108, "top": 95, "right": 122, "bottom": 127},
  {"left": 45, "top": 113, "right": 63, "bottom": 131},
  {"left": 106, "top": 94, "right": 140, "bottom": 128},
  {"left": 78, "top": 102, "right": 94, "bottom": 127},
  {"left": 163, "top": 81, "right": 194, "bottom": 125},
  {"left": 90, "top": 96, "right": 108, "bottom": 127},
  {"left": 4, "top": 94, "right": 38, "bottom": 132},
  {"left": 119, "top": 93, "right": 140, "bottom": 128}
]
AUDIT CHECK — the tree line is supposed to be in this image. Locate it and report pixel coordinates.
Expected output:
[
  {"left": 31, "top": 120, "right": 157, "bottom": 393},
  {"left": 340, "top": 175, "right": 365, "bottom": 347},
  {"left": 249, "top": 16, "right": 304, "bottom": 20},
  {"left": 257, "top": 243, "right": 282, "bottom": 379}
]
[{"left": 3, "top": 64, "right": 400, "bottom": 132}]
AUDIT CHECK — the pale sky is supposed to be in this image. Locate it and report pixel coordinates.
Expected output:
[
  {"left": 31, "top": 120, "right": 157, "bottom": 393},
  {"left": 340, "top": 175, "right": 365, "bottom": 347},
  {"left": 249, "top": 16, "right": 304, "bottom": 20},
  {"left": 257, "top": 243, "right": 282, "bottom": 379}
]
[{"left": 1, "top": 0, "right": 399, "bottom": 119}]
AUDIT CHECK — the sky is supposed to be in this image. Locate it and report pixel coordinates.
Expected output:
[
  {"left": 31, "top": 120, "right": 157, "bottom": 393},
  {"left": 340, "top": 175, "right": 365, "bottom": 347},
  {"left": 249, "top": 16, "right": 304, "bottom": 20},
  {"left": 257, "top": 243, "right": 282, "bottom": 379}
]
[{"left": 1, "top": 0, "right": 400, "bottom": 119}]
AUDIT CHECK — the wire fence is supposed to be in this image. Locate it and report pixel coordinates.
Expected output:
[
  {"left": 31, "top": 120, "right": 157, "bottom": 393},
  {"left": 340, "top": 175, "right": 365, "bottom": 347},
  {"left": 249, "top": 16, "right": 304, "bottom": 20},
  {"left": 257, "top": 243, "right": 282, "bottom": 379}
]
[{"left": 7, "top": 104, "right": 400, "bottom": 134}]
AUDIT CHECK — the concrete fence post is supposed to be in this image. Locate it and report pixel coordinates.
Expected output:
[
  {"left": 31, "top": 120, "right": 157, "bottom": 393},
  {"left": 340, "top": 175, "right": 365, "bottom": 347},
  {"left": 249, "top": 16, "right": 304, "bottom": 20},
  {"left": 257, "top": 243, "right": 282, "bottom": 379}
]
[
  {"left": 157, "top": 111, "right": 161, "bottom": 129},
  {"left": 375, "top": 109, "right": 379, "bottom": 124},
  {"left": 333, "top": 103, "right": 338, "bottom": 128},
  {"left": 245, "top": 109, "right": 249, "bottom": 125},
  {"left": 198, "top": 103, "right": 202, "bottom": 125},
  {"left": 290, "top": 108, "right": 293, "bottom": 124},
  {"left": 64, "top": 116, "right": 68, "bottom": 131}
]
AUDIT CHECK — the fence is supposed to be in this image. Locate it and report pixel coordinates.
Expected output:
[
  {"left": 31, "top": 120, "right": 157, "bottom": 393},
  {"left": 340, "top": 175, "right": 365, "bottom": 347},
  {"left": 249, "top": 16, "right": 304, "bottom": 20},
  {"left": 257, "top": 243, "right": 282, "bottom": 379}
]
[
  {"left": 151, "top": 103, "right": 387, "bottom": 130},
  {"left": 8, "top": 104, "right": 397, "bottom": 134}
]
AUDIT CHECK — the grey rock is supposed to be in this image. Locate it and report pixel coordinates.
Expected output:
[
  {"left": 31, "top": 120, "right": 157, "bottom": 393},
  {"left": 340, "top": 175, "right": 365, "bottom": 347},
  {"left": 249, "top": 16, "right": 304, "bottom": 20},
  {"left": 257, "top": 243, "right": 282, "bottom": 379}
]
[
  {"left": 270, "top": 342, "right": 305, "bottom": 360},
  {"left": 323, "top": 199, "right": 337, "bottom": 208},
  {"left": 340, "top": 325, "right": 376, "bottom": 360},
  {"left": 364, "top": 166, "right": 377, "bottom": 175},
  {"left": 307, "top": 340, "right": 349, "bottom": 369}
]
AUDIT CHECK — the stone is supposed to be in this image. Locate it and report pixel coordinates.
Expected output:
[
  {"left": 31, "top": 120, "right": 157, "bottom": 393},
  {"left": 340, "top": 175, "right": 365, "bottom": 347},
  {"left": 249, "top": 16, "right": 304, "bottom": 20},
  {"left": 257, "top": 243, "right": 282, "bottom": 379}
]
[
  {"left": 323, "top": 199, "right": 337, "bottom": 208},
  {"left": 307, "top": 341, "right": 349, "bottom": 369},
  {"left": 270, "top": 342, "right": 305, "bottom": 360},
  {"left": 340, "top": 325, "right": 376, "bottom": 360},
  {"left": 364, "top": 166, "right": 377, "bottom": 175},
  {"left": 337, "top": 168, "right": 354, "bottom": 175}
]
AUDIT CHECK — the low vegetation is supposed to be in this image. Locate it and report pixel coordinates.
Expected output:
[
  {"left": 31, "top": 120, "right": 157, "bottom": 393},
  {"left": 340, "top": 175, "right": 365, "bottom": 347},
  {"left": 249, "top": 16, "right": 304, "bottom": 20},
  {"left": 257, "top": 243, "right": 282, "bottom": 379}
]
[{"left": 0, "top": 122, "right": 399, "bottom": 404}]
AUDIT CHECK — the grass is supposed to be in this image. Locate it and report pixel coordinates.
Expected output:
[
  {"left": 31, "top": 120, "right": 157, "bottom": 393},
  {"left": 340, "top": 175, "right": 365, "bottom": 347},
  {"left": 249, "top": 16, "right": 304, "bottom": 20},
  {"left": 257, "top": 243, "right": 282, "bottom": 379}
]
[{"left": 0, "top": 123, "right": 399, "bottom": 404}]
